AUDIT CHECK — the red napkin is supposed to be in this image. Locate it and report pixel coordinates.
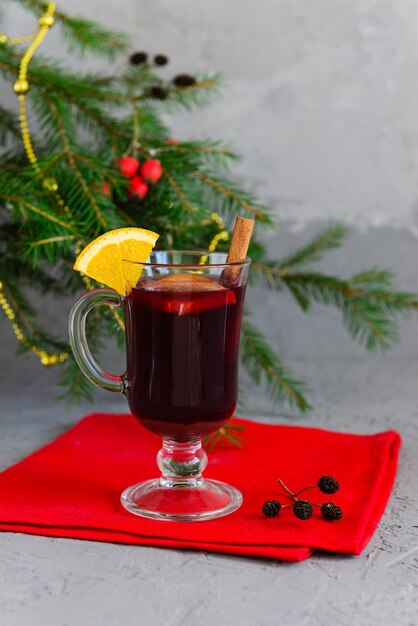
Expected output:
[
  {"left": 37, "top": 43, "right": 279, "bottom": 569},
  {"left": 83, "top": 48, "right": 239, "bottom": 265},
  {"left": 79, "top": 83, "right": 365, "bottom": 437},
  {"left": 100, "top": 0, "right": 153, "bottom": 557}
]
[{"left": 0, "top": 414, "right": 400, "bottom": 562}]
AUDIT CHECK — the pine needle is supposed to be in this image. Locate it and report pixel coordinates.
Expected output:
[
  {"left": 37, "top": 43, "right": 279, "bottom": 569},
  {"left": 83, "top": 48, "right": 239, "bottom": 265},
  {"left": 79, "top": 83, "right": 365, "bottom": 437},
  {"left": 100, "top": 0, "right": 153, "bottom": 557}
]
[
  {"left": 2, "top": 4, "right": 418, "bottom": 409},
  {"left": 241, "top": 318, "right": 311, "bottom": 411}
]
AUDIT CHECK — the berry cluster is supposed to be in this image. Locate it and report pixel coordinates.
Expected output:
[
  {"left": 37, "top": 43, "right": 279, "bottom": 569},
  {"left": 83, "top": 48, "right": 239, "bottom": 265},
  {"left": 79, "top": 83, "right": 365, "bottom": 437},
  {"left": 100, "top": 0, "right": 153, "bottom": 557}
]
[
  {"left": 116, "top": 156, "right": 162, "bottom": 199},
  {"left": 128, "top": 50, "right": 196, "bottom": 100},
  {"left": 262, "top": 476, "right": 343, "bottom": 522},
  {"left": 129, "top": 51, "right": 169, "bottom": 66},
  {"left": 99, "top": 51, "right": 196, "bottom": 199}
]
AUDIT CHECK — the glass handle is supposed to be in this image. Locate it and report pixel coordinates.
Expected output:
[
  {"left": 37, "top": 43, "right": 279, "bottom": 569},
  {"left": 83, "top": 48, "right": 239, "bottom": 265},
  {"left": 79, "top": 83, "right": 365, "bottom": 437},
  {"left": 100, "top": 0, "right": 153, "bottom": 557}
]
[{"left": 68, "top": 288, "right": 125, "bottom": 393}]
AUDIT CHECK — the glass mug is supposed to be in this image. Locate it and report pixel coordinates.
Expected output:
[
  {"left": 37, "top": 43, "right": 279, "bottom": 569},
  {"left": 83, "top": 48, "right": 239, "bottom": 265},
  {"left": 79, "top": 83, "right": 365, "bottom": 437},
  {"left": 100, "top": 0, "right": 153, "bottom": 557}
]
[{"left": 69, "top": 251, "right": 250, "bottom": 521}]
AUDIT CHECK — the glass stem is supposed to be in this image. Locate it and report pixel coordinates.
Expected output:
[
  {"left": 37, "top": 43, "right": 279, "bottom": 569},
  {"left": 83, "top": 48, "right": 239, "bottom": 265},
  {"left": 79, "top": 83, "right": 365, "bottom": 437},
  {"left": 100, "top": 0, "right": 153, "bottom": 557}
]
[{"left": 157, "top": 437, "right": 208, "bottom": 488}]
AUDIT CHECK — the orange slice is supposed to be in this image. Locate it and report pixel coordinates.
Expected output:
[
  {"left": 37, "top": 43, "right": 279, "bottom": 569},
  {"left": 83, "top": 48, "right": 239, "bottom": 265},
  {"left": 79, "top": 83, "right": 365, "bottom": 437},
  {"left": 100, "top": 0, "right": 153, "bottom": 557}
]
[
  {"left": 147, "top": 274, "right": 228, "bottom": 292},
  {"left": 73, "top": 227, "right": 159, "bottom": 295},
  {"left": 143, "top": 274, "right": 236, "bottom": 315}
]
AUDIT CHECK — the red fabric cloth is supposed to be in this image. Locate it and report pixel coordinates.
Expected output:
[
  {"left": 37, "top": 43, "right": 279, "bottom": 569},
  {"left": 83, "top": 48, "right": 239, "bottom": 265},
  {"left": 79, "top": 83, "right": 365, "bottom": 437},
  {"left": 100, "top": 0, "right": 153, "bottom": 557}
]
[{"left": 0, "top": 414, "right": 400, "bottom": 562}]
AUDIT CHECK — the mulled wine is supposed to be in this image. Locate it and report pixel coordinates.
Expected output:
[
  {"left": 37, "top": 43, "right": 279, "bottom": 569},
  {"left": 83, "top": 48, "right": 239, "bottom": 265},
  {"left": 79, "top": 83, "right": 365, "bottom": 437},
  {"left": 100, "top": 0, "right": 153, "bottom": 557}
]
[
  {"left": 124, "top": 274, "right": 246, "bottom": 440},
  {"left": 69, "top": 248, "right": 251, "bottom": 521}
]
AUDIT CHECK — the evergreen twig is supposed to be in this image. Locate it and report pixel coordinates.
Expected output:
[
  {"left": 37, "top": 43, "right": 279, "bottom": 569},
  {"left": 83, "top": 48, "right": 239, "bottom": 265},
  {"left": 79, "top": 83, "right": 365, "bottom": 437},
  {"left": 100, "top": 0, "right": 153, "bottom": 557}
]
[
  {"left": 1, "top": 4, "right": 417, "bottom": 415},
  {"left": 241, "top": 318, "right": 311, "bottom": 411}
]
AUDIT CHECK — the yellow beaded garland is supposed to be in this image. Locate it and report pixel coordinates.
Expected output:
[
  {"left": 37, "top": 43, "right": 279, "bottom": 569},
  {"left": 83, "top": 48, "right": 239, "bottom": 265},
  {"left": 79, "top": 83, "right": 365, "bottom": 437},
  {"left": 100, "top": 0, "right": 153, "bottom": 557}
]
[
  {"left": 208, "top": 212, "right": 229, "bottom": 252},
  {"left": 43, "top": 177, "right": 59, "bottom": 192},
  {"left": 2, "top": 3, "right": 70, "bottom": 367},
  {"left": 13, "top": 78, "right": 29, "bottom": 94},
  {"left": 38, "top": 14, "right": 55, "bottom": 27},
  {"left": 0, "top": 281, "right": 69, "bottom": 366},
  {"left": 2, "top": 2, "right": 227, "bottom": 369}
]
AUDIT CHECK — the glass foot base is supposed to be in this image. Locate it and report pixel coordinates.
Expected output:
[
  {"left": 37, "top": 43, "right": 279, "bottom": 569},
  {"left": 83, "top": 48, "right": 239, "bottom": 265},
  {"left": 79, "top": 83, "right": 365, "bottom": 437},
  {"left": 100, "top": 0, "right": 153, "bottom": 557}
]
[{"left": 120, "top": 478, "right": 243, "bottom": 522}]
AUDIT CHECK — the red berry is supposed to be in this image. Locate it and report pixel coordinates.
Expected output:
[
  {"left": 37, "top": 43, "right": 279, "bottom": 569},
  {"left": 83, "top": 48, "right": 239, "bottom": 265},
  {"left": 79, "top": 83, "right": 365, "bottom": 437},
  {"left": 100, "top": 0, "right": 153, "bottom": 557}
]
[
  {"left": 101, "top": 181, "right": 111, "bottom": 196},
  {"left": 116, "top": 156, "right": 139, "bottom": 177},
  {"left": 140, "top": 159, "right": 162, "bottom": 183},
  {"left": 128, "top": 175, "right": 148, "bottom": 199}
]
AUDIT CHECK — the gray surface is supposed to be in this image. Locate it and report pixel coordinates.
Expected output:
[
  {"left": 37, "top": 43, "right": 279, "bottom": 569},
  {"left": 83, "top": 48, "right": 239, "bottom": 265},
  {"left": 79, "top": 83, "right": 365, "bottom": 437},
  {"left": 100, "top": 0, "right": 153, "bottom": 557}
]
[
  {"left": 1, "top": 222, "right": 418, "bottom": 625},
  {"left": 0, "top": 355, "right": 418, "bottom": 626}
]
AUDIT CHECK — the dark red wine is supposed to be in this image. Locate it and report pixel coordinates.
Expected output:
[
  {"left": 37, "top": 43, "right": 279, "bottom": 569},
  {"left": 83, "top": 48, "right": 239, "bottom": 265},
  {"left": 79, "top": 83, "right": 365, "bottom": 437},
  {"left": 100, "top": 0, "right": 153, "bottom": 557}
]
[{"left": 123, "top": 275, "right": 246, "bottom": 440}]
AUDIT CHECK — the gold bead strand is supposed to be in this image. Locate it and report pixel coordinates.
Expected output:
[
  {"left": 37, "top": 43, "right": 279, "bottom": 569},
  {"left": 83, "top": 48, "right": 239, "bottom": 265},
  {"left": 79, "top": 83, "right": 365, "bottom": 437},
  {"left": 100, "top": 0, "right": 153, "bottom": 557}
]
[
  {"left": 208, "top": 212, "right": 229, "bottom": 252},
  {"left": 0, "top": 32, "right": 37, "bottom": 46},
  {"left": 9, "top": 33, "right": 37, "bottom": 45},
  {"left": 0, "top": 281, "right": 69, "bottom": 367},
  {"left": 4, "top": 4, "right": 72, "bottom": 366},
  {"left": 12, "top": 5, "right": 73, "bottom": 213},
  {"left": 14, "top": 3, "right": 57, "bottom": 174},
  {"left": 199, "top": 213, "right": 229, "bottom": 265}
]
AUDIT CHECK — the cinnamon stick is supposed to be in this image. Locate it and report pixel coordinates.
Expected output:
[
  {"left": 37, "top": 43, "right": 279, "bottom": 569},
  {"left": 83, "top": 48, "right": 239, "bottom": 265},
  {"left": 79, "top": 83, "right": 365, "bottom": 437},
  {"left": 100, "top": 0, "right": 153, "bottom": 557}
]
[
  {"left": 220, "top": 217, "right": 254, "bottom": 287},
  {"left": 226, "top": 217, "right": 254, "bottom": 263}
]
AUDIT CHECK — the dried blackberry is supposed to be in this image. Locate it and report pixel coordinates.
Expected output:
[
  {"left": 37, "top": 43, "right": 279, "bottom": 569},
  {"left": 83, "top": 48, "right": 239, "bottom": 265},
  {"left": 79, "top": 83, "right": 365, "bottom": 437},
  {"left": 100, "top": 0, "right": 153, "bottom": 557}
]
[
  {"left": 150, "top": 86, "right": 168, "bottom": 100},
  {"left": 321, "top": 502, "right": 343, "bottom": 521},
  {"left": 318, "top": 476, "right": 339, "bottom": 494},
  {"left": 154, "top": 54, "right": 168, "bottom": 66},
  {"left": 293, "top": 500, "right": 313, "bottom": 520},
  {"left": 130, "top": 52, "right": 148, "bottom": 65},
  {"left": 173, "top": 74, "right": 196, "bottom": 87},
  {"left": 262, "top": 500, "right": 281, "bottom": 517}
]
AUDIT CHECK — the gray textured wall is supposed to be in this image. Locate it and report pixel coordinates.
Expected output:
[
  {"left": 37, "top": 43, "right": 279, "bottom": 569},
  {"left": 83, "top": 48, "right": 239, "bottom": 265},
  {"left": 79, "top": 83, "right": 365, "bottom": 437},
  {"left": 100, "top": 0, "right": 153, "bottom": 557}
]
[
  {"left": 2, "top": 0, "right": 418, "bottom": 396},
  {"left": 4, "top": 0, "right": 418, "bottom": 231}
]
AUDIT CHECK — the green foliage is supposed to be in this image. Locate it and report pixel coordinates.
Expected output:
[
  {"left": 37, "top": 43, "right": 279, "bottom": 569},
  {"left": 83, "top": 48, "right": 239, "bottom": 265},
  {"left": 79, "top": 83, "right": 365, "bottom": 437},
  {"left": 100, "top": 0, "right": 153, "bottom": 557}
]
[
  {"left": 252, "top": 247, "right": 418, "bottom": 351},
  {"left": 0, "top": 105, "right": 21, "bottom": 145},
  {"left": 241, "top": 317, "right": 311, "bottom": 411},
  {"left": 12, "top": 0, "right": 129, "bottom": 59},
  {"left": 278, "top": 225, "right": 349, "bottom": 270},
  {"left": 1, "top": 2, "right": 417, "bottom": 416}
]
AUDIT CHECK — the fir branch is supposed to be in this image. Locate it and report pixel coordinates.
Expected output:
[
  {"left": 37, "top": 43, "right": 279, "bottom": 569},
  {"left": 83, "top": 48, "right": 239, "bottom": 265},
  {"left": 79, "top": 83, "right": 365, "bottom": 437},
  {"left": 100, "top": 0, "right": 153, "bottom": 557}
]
[
  {"left": 241, "top": 319, "right": 311, "bottom": 411},
  {"left": 1, "top": 195, "right": 75, "bottom": 231},
  {"left": 158, "top": 140, "right": 237, "bottom": 170},
  {"left": 0, "top": 276, "right": 67, "bottom": 353},
  {"left": 37, "top": 150, "right": 66, "bottom": 176},
  {"left": 58, "top": 15, "right": 129, "bottom": 61},
  {"left": 58, "top": 355, "right": 96, "bottom": 403},
  {"left": 29, "top": 234, "right": 76, "bottom": 248},
  {"left": 252, "top": 264, "right": 418, "bottom": 350},
  {"left": 46, "top": 97, "right": 108, "bottom": 228},
  {"left": 0, "top": 105, "right": 21, "bottom": 146},
  {"left": 278, "top": 225, "right": 349, "bottom": 270},
  {"left": 149, "top": 74, "right": 221, "bottom": 111},
  {"left": 282, "top": 271, "right": 418, "bottom": 313},
  {"left": 131, "top": 105, "right": 169, "bottom": 144},
  {"left": 0, "top": 250, "right": 68, "bottom": 296},
  {"left": 10, "top": 0, "right": 129, "bottom": 59},
  {"left": 195, "top": 172, "right": 274, "bottom": 226},
  {"left": 162, "top": 168, "right": 194, "bottom": 213},
  {"left": 204, "top": 422, "right": 246, "bottom": 450},
  {"left": 57, "top": 312, "right": 105, "bottom": 402},
  {"left": 2, "top": 2, "right": 418, "bottom": 411},
  {"left": 342, "top": 299, "right": 396, "bottom": 351},
  {"left": 108, "top": 306, "right": 125, "bottom": 333}
]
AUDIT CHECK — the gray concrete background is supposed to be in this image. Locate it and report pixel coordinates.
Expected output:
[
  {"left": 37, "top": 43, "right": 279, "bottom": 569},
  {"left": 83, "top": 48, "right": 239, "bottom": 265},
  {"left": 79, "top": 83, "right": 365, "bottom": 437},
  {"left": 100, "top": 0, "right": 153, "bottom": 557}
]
[
  {"left": 1, "top": 1, "right": 418, "bottom": 625},
  {"left": 1, "top": 357, "right": 418, "bottom": 626},
  {"left": 4, "top": 0, "right": 418, "bottom": 233}
]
